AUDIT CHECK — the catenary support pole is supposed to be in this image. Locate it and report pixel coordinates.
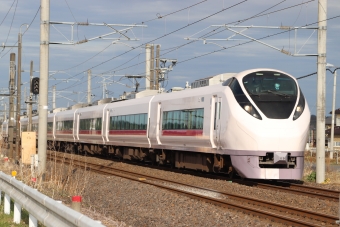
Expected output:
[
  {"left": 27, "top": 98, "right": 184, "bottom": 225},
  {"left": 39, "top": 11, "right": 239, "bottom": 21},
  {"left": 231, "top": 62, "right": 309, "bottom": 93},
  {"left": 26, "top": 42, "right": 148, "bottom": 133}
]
[
  {"left": 87, "top": 69, "right": 91, "bottom": 104},
  {"left": 155, "top": 45, "right": 160, "bottom": 91},
  {"left": 150, "top": 44, "right": 154, "bottom": 90},
  {"left": 28, "top": 61, "right": 33, "bottom": 131},
  {"left": 316, "top": 0, "right": 327, "bottom": 183},
  {"left": 145, "top": 44, "right": 151, "bottom": 90},
  {"left": 330, "top": 70, "right": 337, "bottom": 159},
  {"left": 15, "top": 32, "right": 22, "bottom": 161},
  {"left": 9, "top": 53, "right": 16, "bottom": 159},
  {"left": 38, "top": 0, "right": 50, "bottom": 178}
]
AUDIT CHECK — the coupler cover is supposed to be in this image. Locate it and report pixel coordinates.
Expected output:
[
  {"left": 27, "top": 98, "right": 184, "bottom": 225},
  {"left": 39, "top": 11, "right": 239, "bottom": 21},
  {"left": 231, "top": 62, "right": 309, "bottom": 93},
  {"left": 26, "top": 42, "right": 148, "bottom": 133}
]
[{"left": 273, "top": 152, "right": 288, "bottom": 164}]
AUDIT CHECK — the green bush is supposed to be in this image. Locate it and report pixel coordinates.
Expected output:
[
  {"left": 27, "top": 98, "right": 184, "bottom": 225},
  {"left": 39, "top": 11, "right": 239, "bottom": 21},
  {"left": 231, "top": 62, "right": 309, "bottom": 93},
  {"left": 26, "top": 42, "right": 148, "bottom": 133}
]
[{"left": 306, "top": 171, "right": 316, "bottom": 182}]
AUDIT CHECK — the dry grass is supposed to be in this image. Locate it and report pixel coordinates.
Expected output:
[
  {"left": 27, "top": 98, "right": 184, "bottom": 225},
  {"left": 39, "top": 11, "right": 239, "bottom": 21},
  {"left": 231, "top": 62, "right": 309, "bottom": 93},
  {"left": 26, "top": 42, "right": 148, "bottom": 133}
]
[
  {"left": 0, "top": 143, "right": 124, "bottom": 226},
  {"left": 303, "top": 150, "right": 340, "bottom": 184}
]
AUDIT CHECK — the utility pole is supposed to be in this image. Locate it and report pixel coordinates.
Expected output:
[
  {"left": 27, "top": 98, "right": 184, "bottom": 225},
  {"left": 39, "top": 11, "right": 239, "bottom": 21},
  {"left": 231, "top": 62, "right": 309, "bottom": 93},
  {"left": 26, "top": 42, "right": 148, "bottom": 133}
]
[
  {"left": 28, "top": 61, "right": 33, "bottom": 131},
  {"left": 102, "top": 83, "right": 107, "bottom": 99},
  {"left": 9, "top": 53, "right": 16, "bottom": 159},
  {"left": 145, "top": 44, "right": 151, "bottom": 90},
  {"left": 316, "top": 0, "right": 327, "bottom": 184},
  {"left": 87, "top": 70, "right": 91, "bottom": 104},
  {"left": 155, "top": 45, "right": 160, "bottom": 90},
  {"left": 150, "top": 45, "right": 155, "bottom": 90},
  {"left": 38, "top": 0, "right": 50, "bottom": 177},
  {"left": 15, "top": 32, "right": 23, "bottom": 161}
]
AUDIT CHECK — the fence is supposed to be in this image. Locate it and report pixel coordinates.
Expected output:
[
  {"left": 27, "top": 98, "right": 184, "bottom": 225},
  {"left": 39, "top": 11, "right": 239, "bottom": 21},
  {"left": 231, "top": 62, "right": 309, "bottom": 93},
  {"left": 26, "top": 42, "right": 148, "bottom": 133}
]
[{"left": 0, "top": 171, "right": 105, "bottom": 227}]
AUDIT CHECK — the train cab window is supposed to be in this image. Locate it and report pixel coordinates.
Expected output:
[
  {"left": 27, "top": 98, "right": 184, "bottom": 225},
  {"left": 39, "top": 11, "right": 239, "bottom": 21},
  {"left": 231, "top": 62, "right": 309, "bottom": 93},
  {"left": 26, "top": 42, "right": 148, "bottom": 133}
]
[
  {"left": 229, "top": 78, "right": 244, "bottom": 96},
  {"left": 242, "top": 71, "right": 299, "bottom": 119}
]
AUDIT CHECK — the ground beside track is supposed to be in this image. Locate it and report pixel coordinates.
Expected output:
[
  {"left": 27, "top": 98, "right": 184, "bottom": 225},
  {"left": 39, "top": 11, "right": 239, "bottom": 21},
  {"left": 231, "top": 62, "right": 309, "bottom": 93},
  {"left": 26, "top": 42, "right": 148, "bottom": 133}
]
[{"left": 0, "top": 147, "right": 339, "bottom": 226}]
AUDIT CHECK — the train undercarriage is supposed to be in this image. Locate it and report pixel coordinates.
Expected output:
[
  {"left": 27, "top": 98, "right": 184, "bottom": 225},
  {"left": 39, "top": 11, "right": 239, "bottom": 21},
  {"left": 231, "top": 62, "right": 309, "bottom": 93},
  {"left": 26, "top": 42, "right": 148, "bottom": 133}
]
[{"left": 49, "top": 140, "right": 234, "bottom": 176}]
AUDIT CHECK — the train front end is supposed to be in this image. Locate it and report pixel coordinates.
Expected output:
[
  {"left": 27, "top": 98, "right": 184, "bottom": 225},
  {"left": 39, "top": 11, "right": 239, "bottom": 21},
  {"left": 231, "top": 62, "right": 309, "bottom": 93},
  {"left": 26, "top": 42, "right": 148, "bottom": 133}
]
[{"left": 225, "top": 69, "right": 310, "bottom": 180}]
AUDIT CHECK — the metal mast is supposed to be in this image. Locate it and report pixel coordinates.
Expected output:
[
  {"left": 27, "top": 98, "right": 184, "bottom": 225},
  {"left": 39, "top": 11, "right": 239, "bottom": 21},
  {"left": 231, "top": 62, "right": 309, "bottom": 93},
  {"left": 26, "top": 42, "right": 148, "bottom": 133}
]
[{"left": 316, "top": 0, "right": 327, "bottom": 183}]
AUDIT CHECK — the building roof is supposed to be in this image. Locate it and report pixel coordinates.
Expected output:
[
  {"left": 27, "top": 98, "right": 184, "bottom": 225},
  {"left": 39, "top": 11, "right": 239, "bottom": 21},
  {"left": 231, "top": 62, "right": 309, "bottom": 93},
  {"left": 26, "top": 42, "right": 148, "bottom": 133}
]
[
  {"left": 325, "top": 126, "right": 340, "bottom": 135},
  {"left": 329, "top": 108, "right": 340, "bottom": 114}
]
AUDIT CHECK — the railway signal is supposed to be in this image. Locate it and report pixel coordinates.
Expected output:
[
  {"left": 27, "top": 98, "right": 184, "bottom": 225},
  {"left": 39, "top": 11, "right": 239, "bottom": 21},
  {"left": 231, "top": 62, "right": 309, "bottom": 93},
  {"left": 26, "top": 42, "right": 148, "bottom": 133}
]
[{"left": 32, "top": 77, "right": 39, "bottom": 95}]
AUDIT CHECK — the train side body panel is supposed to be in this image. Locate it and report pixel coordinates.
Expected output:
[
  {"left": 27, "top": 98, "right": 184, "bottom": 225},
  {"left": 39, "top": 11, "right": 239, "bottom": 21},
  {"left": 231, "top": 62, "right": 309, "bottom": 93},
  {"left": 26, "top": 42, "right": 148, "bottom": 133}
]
[{"left": 104, "top": 97, "right": 153, "bottom": 148}]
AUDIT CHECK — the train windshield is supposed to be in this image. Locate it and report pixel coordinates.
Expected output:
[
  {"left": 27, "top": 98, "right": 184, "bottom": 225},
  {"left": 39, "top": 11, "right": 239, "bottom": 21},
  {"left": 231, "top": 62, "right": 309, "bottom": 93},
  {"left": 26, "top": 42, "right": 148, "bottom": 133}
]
[{"left": 242, "top": 71, "right": 298, "bottom": 119}]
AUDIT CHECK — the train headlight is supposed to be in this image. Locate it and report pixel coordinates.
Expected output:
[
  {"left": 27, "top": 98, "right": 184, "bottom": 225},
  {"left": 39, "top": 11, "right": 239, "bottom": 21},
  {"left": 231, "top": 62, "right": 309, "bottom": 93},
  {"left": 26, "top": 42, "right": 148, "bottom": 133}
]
[
  {"left": 243, "top": 103, "right": 262, "bottom": 120},
  {"left": 293, "top": 89, "right": 305, "bottom": 120}
]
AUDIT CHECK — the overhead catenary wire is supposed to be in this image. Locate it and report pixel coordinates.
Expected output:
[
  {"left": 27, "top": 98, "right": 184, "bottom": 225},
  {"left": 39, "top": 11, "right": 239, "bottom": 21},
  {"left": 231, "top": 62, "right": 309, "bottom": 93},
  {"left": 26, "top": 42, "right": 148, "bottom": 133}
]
[
  {"left": 54, "top": 0, "right": 250, "bottom": 92},
  {"left": 47, "top": 1, "right": 334, "bottom": 104},
  {"left": 49, "top": 0, "right": 210, "bottom": 80},
  {"left": 0, "top": 5, "right": 41, "bottom": 60},
  {"left": 50, "top": 0, "right": 309, "bottom": 94},
  {"left": 0, "top": 0, "right": 16, "bottom": 27},
  {"left": 78, "top": 0, "right": 313, "bottom": 79},
  {"left": 141, "top": 0, "right": 209, "bottom": 24},
  {"left": 0, "top": 0, "right": 19, "bottom": 54},
  {"left": 101, "top": 13, "right": 340, "bottom": 84},
  {"left": 94, "top": 0, "right": 311, "bottom": 78},
  {"left": 64, "top": 0, "right": 80, "bottom": 42}
]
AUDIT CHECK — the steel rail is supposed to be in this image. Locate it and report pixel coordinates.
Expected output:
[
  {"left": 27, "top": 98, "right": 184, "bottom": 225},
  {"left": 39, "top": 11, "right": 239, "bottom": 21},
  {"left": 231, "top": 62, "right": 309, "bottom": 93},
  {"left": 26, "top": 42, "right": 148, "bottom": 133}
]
[{"left": 255, "top": 182, "right": 339, "bottom": 202}]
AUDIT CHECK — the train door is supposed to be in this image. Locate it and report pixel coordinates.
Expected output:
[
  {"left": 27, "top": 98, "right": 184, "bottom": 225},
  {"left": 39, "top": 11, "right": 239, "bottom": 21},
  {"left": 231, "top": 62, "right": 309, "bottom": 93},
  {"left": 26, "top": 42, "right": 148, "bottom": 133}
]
[
  {"left": 156, "top": 102, "right": 162, "bottom": 144},
  {"left": 101, "top": 104, "right": 109, "bottom": 143},
  {"left": 104, "top": 108, "right": 110, "bottom": 142},
  {"left": 213, "top": 96, "right": 222, "bottom": 148},
  {"left": 74, "top": 110, "right": 79, "bottom": 141}
]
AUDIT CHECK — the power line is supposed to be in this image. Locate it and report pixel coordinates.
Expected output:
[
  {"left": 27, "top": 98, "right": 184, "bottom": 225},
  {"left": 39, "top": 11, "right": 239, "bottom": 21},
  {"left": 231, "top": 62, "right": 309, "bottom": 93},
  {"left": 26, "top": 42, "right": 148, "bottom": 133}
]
[
  {"left": 1, "top": 0, "right": 18, "bottom": 51},
  {"left": 56, "top": 0, "right": 250, "bottom": 92},
  {"left": 0, "top": 5, "right": 40, "bottom": 60},
  {"left": 46, "top": 1, "right": 334, "bottom": 96},
  {"left": 48, "top": 0, "right": 210, "bottom": 78},
  {"left": 64, "top": 0, "right": 80, "bottom": 41},
  {"left": 179, "top": 14, "right": 340, "bottom": 64},
  {"left": 0, "top": 0, "right": 16, "bottom": 27},
  {"left": 94, "top": 0, "right": 310, "bottom": 78},
  {"left": 141, "top": 0, "right": 209, "bottom": 24},
  {"left": 105, "top": 12, "right": 340, "bottom": 83}
]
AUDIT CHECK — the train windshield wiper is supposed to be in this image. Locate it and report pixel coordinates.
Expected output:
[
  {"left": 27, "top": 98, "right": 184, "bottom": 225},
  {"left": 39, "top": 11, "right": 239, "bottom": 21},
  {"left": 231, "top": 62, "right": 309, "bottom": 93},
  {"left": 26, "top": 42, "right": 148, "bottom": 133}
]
[
  {"left": 265, "top": 90, "right": 290, "bottom": 98},
  {"left": 247, "top": 91, "right": 260, "bottom": 97}
]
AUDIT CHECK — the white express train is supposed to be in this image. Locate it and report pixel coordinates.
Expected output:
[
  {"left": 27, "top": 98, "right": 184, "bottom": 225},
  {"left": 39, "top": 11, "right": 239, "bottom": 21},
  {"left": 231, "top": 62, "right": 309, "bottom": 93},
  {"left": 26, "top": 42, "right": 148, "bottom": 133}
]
[{"left": 20, "top": 68, "right": 310, "bottom": 180}]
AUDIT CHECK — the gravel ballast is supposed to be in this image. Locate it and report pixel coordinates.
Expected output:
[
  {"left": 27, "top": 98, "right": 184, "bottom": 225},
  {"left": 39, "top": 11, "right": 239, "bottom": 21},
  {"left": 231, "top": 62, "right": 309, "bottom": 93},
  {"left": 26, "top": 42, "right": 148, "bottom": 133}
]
[{"left": 1, "top": 152, "right": 339, "bottom": 227}]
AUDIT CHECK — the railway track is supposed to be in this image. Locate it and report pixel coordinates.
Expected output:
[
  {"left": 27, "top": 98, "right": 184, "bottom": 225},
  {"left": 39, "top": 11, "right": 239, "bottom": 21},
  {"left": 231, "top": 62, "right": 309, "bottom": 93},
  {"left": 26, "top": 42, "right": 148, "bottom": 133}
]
[
  {"left": 48, "top": 152, "right": 339, "bottom": 227},
  {"left": 251, "top": 181, "right": 340, "bottom": 202}
]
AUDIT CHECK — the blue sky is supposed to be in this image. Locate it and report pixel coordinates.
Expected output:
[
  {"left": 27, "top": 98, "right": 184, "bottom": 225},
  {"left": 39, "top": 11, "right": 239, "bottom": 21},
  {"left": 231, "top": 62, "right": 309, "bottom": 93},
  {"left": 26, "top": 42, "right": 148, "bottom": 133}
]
[{"left": 0, "top": 0, "right": 339, "bottom": 115}]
